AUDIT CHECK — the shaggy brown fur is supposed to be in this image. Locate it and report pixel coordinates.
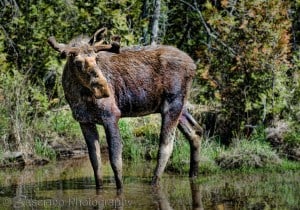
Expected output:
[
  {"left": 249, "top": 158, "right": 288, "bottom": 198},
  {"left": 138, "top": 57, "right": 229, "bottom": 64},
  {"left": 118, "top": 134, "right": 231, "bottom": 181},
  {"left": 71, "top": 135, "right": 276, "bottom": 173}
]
[{"left": 48, "top": 28, "right": 202, "bottom": 190}]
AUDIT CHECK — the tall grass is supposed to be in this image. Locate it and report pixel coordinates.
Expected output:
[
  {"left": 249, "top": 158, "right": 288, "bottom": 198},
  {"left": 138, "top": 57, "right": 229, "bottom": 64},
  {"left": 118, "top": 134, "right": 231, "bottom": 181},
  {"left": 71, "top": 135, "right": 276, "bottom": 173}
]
[
  {"left": 0, "top": 70, "right": 44, "bottom": 154},
  {"left": 34, "top": 138, "right": 56, "bottom": 160},
  {"left": 0, "top": 70, "right": 83, "bottom": 161},
  {"left": 118, "top": 116, "right": 160, "bottom": 160}
]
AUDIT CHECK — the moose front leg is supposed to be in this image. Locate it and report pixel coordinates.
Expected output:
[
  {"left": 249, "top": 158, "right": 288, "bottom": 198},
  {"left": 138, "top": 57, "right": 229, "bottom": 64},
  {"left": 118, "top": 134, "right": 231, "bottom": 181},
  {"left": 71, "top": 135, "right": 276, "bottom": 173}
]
[
  {"left": 103, "top": 119, "right": 123, "bottom": 190},
  {"left": 80, "top": 123, "right": 103, "bottom": 189}
]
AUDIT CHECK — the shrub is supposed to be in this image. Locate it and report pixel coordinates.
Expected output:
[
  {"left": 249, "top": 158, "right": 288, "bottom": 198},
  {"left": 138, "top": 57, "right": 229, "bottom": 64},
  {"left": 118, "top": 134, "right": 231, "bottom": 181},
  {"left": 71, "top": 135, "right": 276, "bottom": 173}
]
[
  {"left": 198, "top": 138, "right": 223, "bottom": 174},
  {"left": 0, "top": 69, "right": 49, "bottom": 153},
  {"left": 216, "top": 139, "right": 281, "bottom": 170},
  {"left": 196, "top": 0, "right": 292, "bottom": 141}
]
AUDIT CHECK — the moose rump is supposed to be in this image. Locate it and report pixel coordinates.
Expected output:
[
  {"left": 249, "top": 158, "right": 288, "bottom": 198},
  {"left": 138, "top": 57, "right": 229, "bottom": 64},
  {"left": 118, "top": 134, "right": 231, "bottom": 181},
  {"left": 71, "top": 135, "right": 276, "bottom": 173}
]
[{"left": 48, "top": 28, "right": 202, "bottom": 191}]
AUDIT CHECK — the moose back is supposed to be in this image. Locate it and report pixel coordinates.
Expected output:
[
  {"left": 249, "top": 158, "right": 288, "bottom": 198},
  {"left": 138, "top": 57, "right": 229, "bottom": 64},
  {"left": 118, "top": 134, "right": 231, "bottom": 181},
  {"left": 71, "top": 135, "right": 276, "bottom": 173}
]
[{"left": 48, "top": 28, "right": 202, "bottom": 190}]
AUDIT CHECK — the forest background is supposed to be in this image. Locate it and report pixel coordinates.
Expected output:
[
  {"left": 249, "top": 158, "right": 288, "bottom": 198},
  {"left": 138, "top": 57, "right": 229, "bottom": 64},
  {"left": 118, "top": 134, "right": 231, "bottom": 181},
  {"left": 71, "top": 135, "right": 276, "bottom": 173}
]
[{"left": 0, "top": 0, "right": 300, "bottom": 172}]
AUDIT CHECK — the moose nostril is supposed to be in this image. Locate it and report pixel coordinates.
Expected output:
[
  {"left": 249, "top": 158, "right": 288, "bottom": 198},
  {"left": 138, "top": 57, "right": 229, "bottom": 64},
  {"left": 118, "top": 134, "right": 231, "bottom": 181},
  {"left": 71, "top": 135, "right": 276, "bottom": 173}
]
[{"left": 91, "top": 82, "right": 103, "bottom": 88}]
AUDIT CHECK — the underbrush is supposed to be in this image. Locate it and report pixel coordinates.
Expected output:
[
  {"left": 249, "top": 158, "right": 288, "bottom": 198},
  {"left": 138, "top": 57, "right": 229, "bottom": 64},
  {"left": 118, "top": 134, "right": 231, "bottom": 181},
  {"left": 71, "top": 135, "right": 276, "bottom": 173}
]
[
  {"left": 216, "top": 139, "right": 281, "bottom": 170},
  {"left": 119, "top": 118, "right": 299, "bottom": 174},
  {"left": 119, "top": 116, "right": 160, "bottom": 160},
  {"left": 0, "top": 70, "right": 83, "bottom": 163}
]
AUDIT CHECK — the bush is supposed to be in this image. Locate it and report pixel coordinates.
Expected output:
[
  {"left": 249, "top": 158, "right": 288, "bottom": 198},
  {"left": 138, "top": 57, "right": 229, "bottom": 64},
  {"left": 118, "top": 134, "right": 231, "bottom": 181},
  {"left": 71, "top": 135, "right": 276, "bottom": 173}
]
[
  {"left": 168, "top": 132, "right": 190, "bottom": 174},
  {"left": 0, "top": 69, "right": 83, "bottom": 161},
  {"left": 0, "top": 69, "right": 49, "bottom": 153},
  {"left": 198, "top": 139, "right": 223, "bottom": 174},
  {"left": 49, "top": 109, "right": 81, "bottom": 139},
  {"left": 196, "top": 0, "right": 292, "bottom": 141},
  {"left": 216, "top": 139, "right": 281, "bottom": 170}
]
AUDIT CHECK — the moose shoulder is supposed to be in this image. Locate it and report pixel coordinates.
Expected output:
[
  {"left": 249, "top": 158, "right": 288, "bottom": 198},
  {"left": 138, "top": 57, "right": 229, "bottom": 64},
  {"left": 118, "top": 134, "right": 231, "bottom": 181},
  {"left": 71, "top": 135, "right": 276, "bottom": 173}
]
[{"left": 48, "top": 28, "right": 202, "bottom": 191}]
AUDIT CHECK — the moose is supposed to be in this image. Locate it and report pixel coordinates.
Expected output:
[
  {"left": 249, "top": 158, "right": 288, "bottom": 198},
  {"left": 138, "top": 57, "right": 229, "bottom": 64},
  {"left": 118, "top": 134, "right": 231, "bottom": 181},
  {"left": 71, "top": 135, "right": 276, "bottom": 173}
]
[{"left": 48, "top": 28, "right": 202, "bottom": 190}]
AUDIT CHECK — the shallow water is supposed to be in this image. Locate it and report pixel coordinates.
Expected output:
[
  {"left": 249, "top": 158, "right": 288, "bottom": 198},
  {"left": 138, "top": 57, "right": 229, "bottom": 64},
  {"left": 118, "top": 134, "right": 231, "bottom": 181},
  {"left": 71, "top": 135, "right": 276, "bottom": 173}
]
[{"left": 0, "top": 156, "right": 299, "bottom": 209}]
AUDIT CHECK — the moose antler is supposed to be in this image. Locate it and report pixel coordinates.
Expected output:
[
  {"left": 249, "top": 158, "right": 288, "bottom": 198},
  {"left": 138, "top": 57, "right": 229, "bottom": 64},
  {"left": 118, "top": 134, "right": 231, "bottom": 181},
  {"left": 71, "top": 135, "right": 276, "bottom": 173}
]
[
  {"left": 93, "top": 35, "right": 121, "bottom": 53},
  {"left": 48, "top": 37, "right": 80, "bottom": 57},
  {"left": 48, "top": 29, "right": 121, "bottom": 57},
  {"left": 89, "top": 27, "right": 107, "bottom": 46},
  {"left": 47, "top": 37, "right": 65, "bottom": 53}
]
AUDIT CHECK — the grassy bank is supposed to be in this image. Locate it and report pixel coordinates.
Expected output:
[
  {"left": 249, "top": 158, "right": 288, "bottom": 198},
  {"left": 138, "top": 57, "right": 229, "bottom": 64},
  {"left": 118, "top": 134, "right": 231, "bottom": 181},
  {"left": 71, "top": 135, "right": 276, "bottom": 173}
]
[
  {"left": 1, "top": 101, "right": 299, "bottom": 173},
  {"left": 0, "top": 69, "right": 85, "bottom": 166},
  {"left": 117, "top": 116, "right": 300, "bottom": 175}
]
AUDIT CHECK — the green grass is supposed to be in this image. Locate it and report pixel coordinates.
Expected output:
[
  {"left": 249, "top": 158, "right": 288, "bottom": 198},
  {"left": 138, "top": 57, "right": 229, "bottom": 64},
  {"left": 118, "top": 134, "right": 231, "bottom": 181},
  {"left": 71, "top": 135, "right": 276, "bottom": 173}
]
[
  {"left": 49, "top": 109, "right": 81, "bottom": 139},
  {"left": 34, "top": 138, "right": 56, "bottom": 160},
  {"left": 168, "top": 132, "right": 190, "bottom": 174},
  {"left": 216, "top": 139, "right": 282, "bottom": 170},
  {"left": 119, "top": 119, "right": 143, "bottom": 160},
  {"left": 118, "top": 116, "right": 161, "bottom": 161},
  {"left": 118, "top": 117, "right": 300, "bottom": 175}
]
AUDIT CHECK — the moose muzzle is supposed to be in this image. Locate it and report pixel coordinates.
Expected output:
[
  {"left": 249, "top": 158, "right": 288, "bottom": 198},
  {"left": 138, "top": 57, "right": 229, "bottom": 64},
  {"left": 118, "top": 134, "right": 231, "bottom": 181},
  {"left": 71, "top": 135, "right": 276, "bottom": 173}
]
[{"left": 85, "top": 57, "right": 110, "bottom": 99}]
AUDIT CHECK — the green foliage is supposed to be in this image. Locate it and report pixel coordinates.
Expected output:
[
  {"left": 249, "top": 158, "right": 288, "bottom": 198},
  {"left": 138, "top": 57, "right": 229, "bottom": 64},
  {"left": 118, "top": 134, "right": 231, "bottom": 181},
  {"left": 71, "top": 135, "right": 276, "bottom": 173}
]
[
  {"left": 1, "top": 0, "right": 145, "bottom": 82},
  {"left": 0, "top": 69, "right": 49, "bottom": 152},
  {"left": 49, "top": 110, "right": 81, "bottom": 138},
  {"left": 168, "top": 132, "right": 190, "bottom": 174},
  {"left": 0, "top": 68, "right": 81, "bottom": 158},
  {"left": 133, "top": 119, "right": 160, "bottom": 159},
  {"left": 282, "top": 123, "right": 300, "bottom": 146},
  {"left": 119, "top": 116, "right": 161, "bottom": 161},
  {"left": 198, "top": 139, "right": 223, "bottom": 174},
  {"left": 34, "top": 138, "right": 56, "bottom": 160},
  {"left": 119, "top": 118, "right": 144, "bottom": 160},
  {"left": 216, "top": 139, "right": 282, "bottom": 170},
  {"left": 195, "top": 0, "right": 292, "bottom": 141}
]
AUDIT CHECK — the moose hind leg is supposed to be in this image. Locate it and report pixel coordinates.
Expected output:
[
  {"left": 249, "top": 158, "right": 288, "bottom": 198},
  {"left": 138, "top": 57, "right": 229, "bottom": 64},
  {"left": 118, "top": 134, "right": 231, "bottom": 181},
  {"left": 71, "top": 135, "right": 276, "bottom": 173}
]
[
  {"left": 152, "top": 98, "right": 183, "bottom": 186},
  {"left": 80, "top": 123, "right": 103, "bottom": 189},
  {"left": 178, "top": 109, "right": 202, "bottom": 177}
]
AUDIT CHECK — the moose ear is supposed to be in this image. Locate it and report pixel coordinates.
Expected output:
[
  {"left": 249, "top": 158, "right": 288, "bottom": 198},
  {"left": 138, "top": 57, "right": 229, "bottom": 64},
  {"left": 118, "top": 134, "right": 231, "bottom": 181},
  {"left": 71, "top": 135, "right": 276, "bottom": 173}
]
[
  {"left": 110, "top": 35, "right": 121, "bottom": 53},
  {"left": 89, "top": 27, "right": 107, "bottom": 46}
]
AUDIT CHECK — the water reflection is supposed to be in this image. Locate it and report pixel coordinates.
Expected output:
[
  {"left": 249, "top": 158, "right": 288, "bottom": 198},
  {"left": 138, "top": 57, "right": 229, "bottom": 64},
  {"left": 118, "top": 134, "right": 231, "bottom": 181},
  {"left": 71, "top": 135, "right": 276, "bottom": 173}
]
[
  {"left": 151, "top": 180, "right": 204, "bottom": 210},
  {"left": 0, "top": 157, "right": 299, "bottom": 209}
]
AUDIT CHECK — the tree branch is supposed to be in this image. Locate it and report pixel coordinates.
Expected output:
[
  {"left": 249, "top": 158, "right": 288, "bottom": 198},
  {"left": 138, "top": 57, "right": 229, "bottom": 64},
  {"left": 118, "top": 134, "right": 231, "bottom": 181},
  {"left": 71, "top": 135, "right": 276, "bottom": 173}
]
[{"left": 180, "top": 0, "right": 236, "bottom": 57}]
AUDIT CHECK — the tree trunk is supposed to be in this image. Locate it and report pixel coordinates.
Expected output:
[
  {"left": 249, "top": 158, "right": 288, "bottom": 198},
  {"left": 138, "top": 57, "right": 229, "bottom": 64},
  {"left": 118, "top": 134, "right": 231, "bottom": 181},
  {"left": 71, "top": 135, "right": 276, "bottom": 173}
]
[{"left": 151, "top": 0, "right": 161, "bottom": 45}]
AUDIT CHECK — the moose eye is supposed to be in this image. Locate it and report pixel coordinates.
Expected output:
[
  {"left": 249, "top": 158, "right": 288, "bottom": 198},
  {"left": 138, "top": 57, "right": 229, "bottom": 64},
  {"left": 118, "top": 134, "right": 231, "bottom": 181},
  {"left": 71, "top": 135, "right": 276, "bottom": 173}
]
[{"left": 74, "top": 60, "right": 83, "bottom": 69}]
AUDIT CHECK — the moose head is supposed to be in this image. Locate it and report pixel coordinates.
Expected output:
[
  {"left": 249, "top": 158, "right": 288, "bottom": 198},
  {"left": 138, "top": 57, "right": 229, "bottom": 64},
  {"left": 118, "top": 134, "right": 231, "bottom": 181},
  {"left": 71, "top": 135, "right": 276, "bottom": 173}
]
[{"left": 47, "top": 28, "right": 120, "bottom": 99}]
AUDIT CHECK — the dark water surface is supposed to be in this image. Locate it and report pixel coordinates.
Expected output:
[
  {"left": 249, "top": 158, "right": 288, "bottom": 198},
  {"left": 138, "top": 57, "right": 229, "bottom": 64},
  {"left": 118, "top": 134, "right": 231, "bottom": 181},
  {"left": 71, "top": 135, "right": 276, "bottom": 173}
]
[{"left": 0, "top": 157, "right": 299, "bottom": 209}]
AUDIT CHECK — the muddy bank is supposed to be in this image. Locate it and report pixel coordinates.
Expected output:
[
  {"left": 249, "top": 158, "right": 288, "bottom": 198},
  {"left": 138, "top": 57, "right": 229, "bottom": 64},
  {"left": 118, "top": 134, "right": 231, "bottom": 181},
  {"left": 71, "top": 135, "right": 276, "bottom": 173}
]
[{"left": 0, "top": 143, "right": 89, "bottom": 169}]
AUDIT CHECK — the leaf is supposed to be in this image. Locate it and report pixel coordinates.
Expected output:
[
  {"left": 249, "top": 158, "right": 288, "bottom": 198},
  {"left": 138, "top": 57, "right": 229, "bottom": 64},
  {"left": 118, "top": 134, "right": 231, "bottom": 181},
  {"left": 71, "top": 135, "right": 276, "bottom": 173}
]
[
  {"left": 239, "top": 20, "right": 248, "bottom": 29},
  {"left": 205, "top": 1, "right": 214, "bottom": 11},
  {"left": 221, "top": 0, "right": 229, "bottom": 8}
]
